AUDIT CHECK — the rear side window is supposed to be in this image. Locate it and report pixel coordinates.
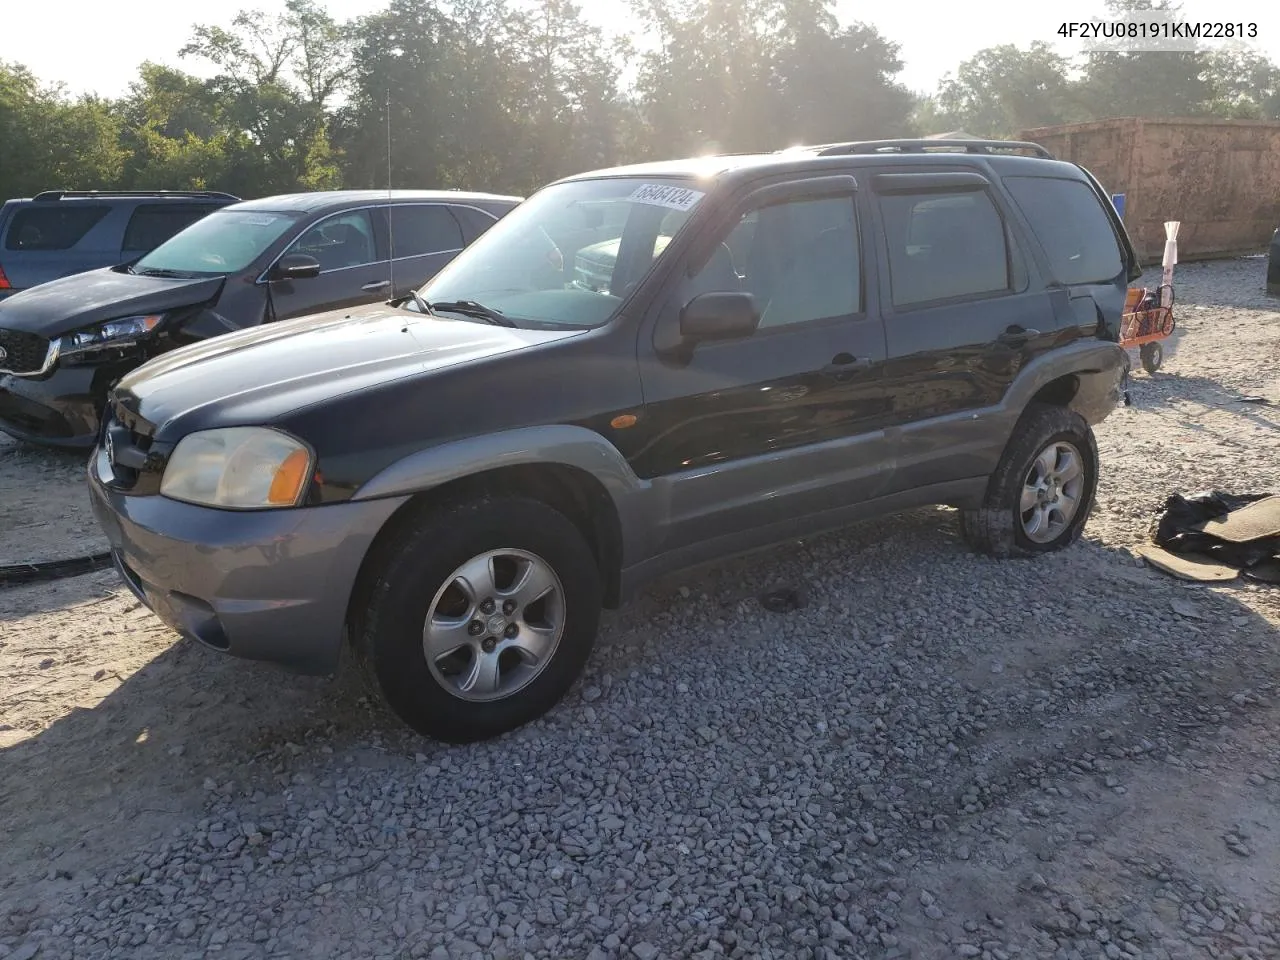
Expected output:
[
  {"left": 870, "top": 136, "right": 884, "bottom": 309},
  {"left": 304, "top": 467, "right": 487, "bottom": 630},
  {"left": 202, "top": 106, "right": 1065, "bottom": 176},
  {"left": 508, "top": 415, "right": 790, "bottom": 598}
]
[
  {"left": 122, "top": 204, "right": 219, "bottom": 254},
  {"left": 389, "top": 205, "right": 464, "bottom": 258},
  {"left": 1003, "top": 176, "right": 1123, "bottom": 285},
  {"left": 4, "top": 205, "right": 110, "bottom": 251},
  {"left": 879, "top": 190, "right": 1010, "bottom": 308}
]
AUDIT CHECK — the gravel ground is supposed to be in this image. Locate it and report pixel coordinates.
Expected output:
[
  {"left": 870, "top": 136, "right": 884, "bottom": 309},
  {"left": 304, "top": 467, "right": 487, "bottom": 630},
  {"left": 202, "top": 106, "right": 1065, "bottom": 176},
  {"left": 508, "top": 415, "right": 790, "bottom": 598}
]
[{"left": 1, "top": 257, "right": 1278, "bottom": 960}]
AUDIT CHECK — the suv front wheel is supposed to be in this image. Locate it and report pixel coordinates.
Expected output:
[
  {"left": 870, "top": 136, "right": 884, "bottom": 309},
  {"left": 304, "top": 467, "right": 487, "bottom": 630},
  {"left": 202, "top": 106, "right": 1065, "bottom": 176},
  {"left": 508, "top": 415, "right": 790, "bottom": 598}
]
[
  {"left": 960, "top": 404, "right": 1099, "bottom": 558},
  {"left": 353, "top": 496, "right": 603, "bottom": 742}
]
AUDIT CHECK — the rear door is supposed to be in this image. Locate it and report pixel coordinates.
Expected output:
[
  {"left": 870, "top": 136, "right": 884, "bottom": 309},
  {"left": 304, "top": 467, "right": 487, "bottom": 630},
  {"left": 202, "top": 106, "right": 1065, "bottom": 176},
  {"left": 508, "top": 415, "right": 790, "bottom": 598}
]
[
  {"left": 268, "top": 208, "right": 390, "bottom": 321},
  {"left": 867, "top": 168, "right": 1058, "bottom": 491},
  {"left": 120, "top": 203, "right": 225, "bottom": 263},
  {"left": 384, "top": 203, "right": 468, "bottom": 297}
]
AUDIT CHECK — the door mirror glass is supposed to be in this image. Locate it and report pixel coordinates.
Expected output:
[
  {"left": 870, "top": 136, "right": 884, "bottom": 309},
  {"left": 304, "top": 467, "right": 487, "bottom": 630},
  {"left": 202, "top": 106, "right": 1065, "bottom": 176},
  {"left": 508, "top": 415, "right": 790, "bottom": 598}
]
[
  {"left": 680, "top": 291, "right": 760, "bottom": 342},
  {"left": 272, "top": 253, "right": 321, "bottom": 281}
]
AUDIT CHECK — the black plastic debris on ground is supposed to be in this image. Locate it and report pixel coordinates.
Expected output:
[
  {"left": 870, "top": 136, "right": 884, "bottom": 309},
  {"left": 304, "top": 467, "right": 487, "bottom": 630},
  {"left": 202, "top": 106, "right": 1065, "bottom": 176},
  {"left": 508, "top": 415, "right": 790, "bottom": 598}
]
[
  {"left": 1145, "top": 490, "right": 1280, "bottom": 584},
  {"left": 760, "top": 587, "right": 806, "bottom": 613}
]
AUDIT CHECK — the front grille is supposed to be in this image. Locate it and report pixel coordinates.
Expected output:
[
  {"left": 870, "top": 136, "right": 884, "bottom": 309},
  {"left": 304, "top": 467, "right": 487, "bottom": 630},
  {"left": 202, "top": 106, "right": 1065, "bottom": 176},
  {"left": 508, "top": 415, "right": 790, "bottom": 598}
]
[
  {"left": 101, "top": 401, "right": 168, "bottom": 495},
  {"left": 0, "top": 329, "right": 50, "bottom": 375}
]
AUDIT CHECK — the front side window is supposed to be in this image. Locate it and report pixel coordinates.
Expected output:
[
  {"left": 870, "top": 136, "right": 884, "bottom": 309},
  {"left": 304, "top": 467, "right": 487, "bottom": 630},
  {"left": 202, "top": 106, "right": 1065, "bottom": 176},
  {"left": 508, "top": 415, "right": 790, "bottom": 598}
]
[
  {"left": 879, "top": 190, "right": 1010, "bottom": 308},
  {"left": 1003, "top": 176, "right": 1124, "bottom": 285},
  {"left": 288, "top": 210, "right": 378, "bottom": 272},
  {"left": 133, "top": 209, "right": 306, "bottom": 277},
  {"left": 684, "top": 195, "right": 861, "bottom": 328},
  {"left": 418, "top": 177, "right": 710, "bottom": 329}
]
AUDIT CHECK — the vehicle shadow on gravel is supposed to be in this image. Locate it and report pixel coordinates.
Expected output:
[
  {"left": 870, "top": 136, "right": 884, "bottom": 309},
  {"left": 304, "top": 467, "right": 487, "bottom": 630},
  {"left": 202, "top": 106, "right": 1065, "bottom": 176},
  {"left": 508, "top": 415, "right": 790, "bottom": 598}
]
[{"left": 0, "top": 571, "right": 378, "bottom": 887}]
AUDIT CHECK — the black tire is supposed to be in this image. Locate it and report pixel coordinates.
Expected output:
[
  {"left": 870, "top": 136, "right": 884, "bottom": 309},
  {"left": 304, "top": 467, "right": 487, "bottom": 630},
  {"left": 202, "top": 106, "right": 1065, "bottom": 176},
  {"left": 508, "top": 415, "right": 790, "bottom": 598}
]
[
  {"left": 960, "top": 404, "right": 1099, "bottom": 558},
  {"left": 1140, "top": 342, "right": 1163, "bottom": 375},
  {"left": 352, "top": 496, "right": 602, "bottom": 743}
]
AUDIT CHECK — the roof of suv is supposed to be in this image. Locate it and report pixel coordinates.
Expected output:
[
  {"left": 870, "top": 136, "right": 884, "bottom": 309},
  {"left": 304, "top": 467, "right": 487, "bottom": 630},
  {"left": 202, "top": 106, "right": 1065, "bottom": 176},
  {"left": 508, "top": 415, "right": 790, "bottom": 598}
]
[
  {"left": 229, "top": 190, "right": 524, "bottom": 213},
  {"left": 556, "top": 139, "right": 1087, "bottom": 189}
]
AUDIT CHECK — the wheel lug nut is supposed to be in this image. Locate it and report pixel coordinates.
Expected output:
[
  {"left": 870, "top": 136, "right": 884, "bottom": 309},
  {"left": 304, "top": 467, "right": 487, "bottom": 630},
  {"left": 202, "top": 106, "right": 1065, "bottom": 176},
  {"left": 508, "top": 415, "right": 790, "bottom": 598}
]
[
  {"left": 502, "top": 599, "right": 517, "bottom": 615},
  {"left": 481, "top": 637, "right": 497, "bottom": 653},
  {"left": 468, "top": 620, "right": 484, "bottom": 636},
  {"left": 504, "top": 623, "right": 519, "bottom": 639},
  {"left": 480, "top": 598, "right": 496, "bottom": 614}
]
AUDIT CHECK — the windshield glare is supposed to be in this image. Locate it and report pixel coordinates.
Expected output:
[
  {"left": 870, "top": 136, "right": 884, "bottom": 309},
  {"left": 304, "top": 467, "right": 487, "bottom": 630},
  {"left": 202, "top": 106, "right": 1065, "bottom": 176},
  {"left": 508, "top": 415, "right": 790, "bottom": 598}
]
[
  {"left": 418, "top": 177, "right": 709, "bottom": 328},
  {"left": 133, "top": 209, "right": 306, "bottom": 276}
]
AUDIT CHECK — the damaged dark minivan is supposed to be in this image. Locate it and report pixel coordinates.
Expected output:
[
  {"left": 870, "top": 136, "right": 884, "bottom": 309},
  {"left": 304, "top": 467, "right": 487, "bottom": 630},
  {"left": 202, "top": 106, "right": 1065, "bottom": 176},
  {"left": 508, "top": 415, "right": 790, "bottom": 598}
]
[{"left": 0, "top": 189, "right": 521, "bottom": 447}]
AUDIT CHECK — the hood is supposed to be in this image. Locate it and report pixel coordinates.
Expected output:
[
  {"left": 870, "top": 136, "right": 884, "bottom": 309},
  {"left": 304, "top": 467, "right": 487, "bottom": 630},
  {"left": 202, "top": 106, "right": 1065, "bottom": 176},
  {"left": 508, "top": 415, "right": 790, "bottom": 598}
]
[
  {"left": 114, "top": 301, "right": 583, "bottom": 438},
  {"left": 0, "top": 267, "right": 226, "bottom": 338}
]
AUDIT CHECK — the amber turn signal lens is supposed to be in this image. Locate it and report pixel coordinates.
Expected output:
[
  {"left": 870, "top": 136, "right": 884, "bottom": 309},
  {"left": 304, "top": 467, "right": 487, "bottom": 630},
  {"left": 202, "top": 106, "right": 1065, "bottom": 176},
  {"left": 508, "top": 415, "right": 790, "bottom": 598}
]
[
  {"left": 267, "top": 448, "right": 312, "bottom": 505},
  {"left": 610, "top": 414, "right": 638, "bottom": 429}
]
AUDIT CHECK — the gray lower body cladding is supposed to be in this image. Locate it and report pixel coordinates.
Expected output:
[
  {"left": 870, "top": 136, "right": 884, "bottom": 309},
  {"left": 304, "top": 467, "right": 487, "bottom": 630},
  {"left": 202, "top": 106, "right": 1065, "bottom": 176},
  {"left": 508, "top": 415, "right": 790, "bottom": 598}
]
[{"left": 89, "top": 455, "right": 408, "bottom": 675}]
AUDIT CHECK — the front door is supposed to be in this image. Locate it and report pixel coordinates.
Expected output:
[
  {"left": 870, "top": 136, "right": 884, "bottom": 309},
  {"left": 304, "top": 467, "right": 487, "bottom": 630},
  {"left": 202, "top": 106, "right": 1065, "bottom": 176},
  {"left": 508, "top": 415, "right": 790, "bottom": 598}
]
[
  {"left": 632, "top": 177, "right": 890, "bottom": 556},
  {"left": 269, "top": 208, "right": 391, "bottom": 321}
]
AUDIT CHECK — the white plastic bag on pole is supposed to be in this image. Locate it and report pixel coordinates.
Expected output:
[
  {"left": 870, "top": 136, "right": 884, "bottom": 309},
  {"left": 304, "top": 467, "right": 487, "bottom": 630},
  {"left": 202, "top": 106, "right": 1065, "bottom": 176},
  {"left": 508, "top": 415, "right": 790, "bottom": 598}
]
[{"left": 1162, "top": 221, "right": 1179, "bottom": 294}]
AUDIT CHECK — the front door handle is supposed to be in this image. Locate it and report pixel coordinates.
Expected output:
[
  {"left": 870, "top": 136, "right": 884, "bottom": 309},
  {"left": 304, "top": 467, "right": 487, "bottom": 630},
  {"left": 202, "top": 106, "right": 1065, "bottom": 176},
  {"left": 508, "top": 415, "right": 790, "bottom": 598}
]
[
  {"left": 362, "top": 280, "right": 392, "bottom": 292},
  {"left": 822, "top": 352, "right": 874, "bottom": 375},
  {"left": 997, "top": 326, "right": 1041, "bottom": 346}
]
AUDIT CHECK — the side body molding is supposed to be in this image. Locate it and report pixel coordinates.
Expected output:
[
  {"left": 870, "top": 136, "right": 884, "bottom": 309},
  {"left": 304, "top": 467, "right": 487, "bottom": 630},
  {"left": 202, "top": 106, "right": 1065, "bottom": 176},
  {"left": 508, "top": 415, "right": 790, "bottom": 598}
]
[{"left": 349, "top": 424, "right": 661, "bottom": 566}]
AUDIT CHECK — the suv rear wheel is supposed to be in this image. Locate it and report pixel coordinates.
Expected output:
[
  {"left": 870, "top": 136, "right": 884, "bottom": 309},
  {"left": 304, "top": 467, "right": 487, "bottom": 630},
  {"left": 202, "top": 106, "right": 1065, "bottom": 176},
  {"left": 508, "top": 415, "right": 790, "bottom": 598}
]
[
  {"left": 960, "top": 404, "right": 1099, "bottom": 557},
  {"left": 353, "top": 496, "right": 603, "bottom": 742}
]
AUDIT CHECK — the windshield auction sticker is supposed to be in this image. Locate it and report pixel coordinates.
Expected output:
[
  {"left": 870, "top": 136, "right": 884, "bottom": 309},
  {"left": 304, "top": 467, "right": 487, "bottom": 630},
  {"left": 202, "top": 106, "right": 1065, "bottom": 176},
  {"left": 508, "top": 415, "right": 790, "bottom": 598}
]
[{"left": 627, "top": 184, "right": 705, "bottom": 212}]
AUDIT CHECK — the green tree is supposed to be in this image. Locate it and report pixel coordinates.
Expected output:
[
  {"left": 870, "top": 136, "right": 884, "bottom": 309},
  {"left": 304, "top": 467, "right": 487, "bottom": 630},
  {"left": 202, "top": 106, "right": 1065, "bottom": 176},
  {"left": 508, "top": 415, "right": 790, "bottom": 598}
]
[
  {"left": 1076, "top": 0, "right": 1214, "bottom": 118},
  {"left": 181, "top": 0, "right": 352, "bottom": 195},
  {"left": 932, "top": 43, "right": 1078, "bottom": 138},
  {"left": 0, "top": 61, "right": 124, "bottom": 200}
]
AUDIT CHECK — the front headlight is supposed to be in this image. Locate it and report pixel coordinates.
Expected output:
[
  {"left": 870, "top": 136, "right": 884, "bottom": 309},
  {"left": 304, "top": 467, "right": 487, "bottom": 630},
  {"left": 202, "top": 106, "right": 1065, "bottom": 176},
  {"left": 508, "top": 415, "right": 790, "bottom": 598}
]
[
  {"left": 160, "top": 427, "right": 315, "bottom": 509},
  {"left": 61, "top": 314, "right": 163, "bottom": 358}
]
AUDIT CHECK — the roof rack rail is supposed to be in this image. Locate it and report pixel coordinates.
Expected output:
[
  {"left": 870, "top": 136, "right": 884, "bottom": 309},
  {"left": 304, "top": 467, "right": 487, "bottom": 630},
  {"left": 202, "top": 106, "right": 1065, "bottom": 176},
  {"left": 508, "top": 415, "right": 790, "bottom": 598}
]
[
  {"left": 793, "top": 139, "right": 1056, "bottom": 160},
  {"left": 31, "top": 189, "right": 241, "bottom": 202}
]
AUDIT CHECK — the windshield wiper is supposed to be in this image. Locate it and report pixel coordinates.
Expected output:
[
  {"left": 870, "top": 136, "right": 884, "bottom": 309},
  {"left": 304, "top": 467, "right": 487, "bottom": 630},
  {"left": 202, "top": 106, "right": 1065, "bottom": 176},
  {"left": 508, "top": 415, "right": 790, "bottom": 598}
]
[
  {"left": 135, "top": 267, "right": 194, "bottom": 279},
  {"left": 425, "top": 299, "right": 519, "bottom": 328}
]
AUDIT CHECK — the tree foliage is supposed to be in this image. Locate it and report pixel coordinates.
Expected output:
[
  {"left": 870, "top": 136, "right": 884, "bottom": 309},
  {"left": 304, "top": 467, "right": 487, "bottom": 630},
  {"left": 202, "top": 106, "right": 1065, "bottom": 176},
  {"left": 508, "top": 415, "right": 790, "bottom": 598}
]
[{"left": 2, "top": 0, "right": 1279, "bottom": 204}]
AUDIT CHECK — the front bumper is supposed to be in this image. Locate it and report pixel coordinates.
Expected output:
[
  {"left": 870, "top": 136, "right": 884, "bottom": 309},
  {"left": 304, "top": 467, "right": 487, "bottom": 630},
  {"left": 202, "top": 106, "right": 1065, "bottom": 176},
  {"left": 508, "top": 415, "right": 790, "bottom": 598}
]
[
  {"left": 88, "top": 450, "right": 409, "bottom": 675},
  {"left": 0, "top": 366, "right": 104, "bottom": 448}
]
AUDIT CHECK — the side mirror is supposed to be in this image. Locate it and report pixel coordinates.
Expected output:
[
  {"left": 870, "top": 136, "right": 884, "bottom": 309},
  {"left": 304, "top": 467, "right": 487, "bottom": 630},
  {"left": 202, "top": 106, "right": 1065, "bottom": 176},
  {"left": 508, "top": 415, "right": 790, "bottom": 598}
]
[
  {"left": 679, "top": 291, "right": 760, "bottom": 342},
  {"left": 271, "top": 253, "right": 321, "bottom": 281}
]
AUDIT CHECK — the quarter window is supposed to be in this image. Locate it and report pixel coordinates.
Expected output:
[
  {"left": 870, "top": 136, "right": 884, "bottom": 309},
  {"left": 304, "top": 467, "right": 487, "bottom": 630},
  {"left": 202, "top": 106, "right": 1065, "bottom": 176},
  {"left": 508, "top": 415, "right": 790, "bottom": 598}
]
[
  {"left": 289, "top": 210, "right": 378, "bottom": 271},
  {"left": 389, "top": 205, "right": 464, "bottom": 258},
  {"left": 685, "top": 196, "right": 860, "bottom": 329},
  {"left": 4, "top": 205, "right": 110, "bottom": 251},
  {"left": 879, "top": 190, "right": 1010, "bottom": 307},
  {"left": 1003, "top": 176, "right": 1124, "bottom": 285}
]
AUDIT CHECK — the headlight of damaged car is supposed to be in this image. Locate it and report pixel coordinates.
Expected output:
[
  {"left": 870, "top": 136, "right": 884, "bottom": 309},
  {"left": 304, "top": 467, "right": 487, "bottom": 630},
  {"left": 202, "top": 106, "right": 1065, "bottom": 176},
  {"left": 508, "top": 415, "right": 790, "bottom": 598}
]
[
  {"left": 160, "top": 427, "right": 315, "bottom": 509},
  {"left": 60, "top": 314, "right": 163, "bottom": 358}
]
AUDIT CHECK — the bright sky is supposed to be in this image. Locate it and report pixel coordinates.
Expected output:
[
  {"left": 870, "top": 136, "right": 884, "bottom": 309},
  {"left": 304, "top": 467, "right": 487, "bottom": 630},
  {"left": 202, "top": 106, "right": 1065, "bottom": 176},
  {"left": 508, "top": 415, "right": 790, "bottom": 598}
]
[{"left": 4, "top": 0, "right": 1279, "bottom": 97}]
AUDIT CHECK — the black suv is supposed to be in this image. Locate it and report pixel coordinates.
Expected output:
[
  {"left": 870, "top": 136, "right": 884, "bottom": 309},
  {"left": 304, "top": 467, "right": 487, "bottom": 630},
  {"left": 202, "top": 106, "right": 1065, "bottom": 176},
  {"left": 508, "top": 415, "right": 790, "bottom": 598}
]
[
  {"left": 0, "top": 189, "right": 522, "bottom": 447},
  {"left": 89, "top": 140, "right": 1139, "bottom": 743},
  {"left": 0, "top": 189, "right": 238, "bottom": 299}
]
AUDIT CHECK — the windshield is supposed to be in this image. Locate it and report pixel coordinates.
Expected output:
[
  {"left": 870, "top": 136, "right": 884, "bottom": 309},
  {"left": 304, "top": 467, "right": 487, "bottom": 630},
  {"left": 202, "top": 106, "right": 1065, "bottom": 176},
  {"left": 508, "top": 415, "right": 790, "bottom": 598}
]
[
  {"left": 418, "top": 177, "right": 709, "bottom": 328},
  {"left": 133, "top": 209, "right": 306, "bottom": 276}
]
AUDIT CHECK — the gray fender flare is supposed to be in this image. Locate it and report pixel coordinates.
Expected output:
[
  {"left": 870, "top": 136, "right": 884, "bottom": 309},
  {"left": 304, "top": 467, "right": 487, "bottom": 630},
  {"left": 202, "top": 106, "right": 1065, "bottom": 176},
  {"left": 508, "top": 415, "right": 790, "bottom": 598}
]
[
  {"left": 349, "top": 424, "right": 657, "bottom": 564},
  {"left": 1003, "top": 339, "right": 1128, "bottom": 426}
]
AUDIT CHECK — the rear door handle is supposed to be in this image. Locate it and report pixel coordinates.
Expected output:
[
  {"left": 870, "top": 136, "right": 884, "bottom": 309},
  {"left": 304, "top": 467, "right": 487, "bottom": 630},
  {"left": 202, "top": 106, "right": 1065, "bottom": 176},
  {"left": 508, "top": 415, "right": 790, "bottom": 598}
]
[
  {"left": 997, "top": 326, "right": 1040, "bottom": 346},
  {"left": 362, "top": 280, "right": 392, "bottom": 292}
]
